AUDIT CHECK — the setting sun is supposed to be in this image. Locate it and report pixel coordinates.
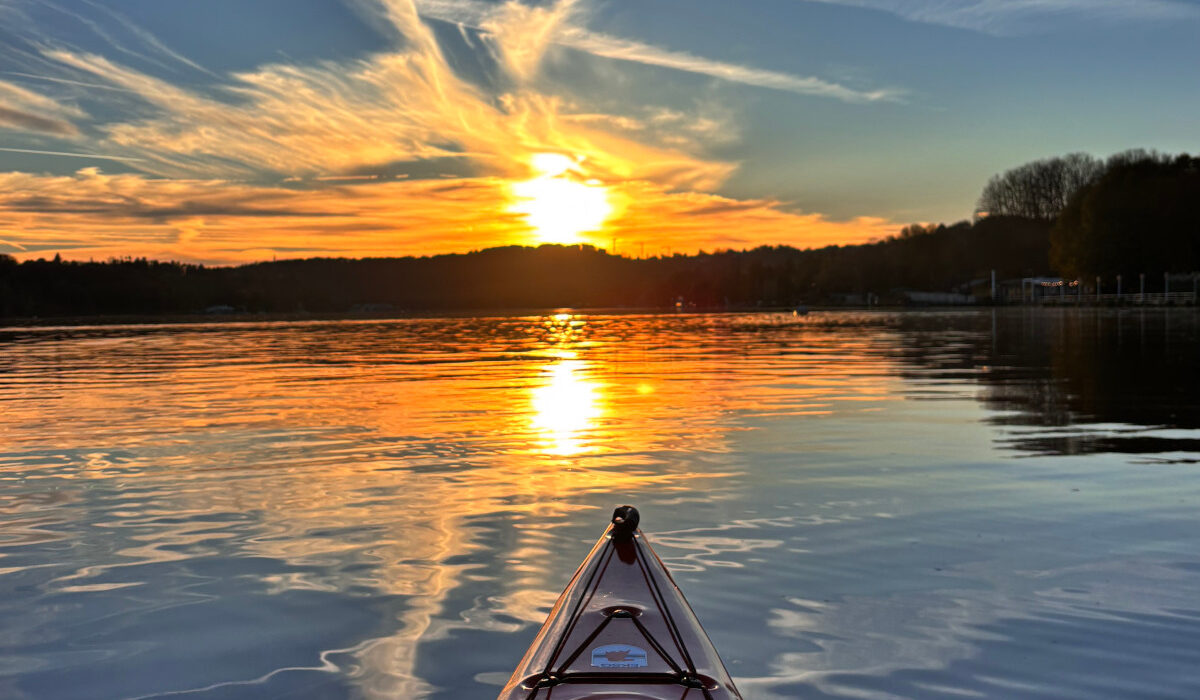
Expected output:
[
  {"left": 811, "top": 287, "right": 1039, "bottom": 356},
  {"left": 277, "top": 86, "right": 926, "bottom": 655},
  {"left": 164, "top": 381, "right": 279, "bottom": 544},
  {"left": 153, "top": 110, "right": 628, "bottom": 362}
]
[{"left": 511, "top": 153, "right": 613, "bottom": 245}]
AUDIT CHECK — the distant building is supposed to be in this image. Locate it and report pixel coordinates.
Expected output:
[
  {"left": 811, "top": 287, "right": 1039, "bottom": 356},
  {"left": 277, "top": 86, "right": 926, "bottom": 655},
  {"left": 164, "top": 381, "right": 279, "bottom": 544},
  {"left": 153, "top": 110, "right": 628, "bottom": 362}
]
[{"left": 1020, "top": 277, "right": 1067, "bottom": 303}]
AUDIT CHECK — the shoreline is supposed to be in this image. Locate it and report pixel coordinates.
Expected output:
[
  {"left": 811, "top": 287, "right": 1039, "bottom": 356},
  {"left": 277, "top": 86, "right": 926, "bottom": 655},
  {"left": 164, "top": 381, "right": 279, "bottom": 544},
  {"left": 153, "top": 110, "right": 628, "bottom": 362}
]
[
  {"left": 3, "top": 303, "right": 1196, "bottom": 330},
  {"left": 0, "top": 306, "right": 789, "bottom": 329}
]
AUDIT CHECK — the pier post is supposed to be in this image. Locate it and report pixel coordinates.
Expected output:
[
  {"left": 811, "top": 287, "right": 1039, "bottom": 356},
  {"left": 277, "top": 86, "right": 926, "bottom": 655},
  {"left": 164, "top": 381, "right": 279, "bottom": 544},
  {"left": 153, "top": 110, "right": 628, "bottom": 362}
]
[
  {"left": 1140, "top": 273, "right": 1145, "bottom": 302},
  {"left": 1165, "top": 272, "right": 1170, "bottom": 295},
  {"left": 1117, "top": 274, "right": 1122, "bottom": 298}
]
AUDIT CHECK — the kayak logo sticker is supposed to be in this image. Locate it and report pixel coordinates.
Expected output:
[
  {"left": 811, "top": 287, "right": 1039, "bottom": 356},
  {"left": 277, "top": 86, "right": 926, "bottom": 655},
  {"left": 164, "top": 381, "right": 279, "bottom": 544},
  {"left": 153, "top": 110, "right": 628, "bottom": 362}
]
[{"left": 590, "top": 644, "right": 648, "bottom": 668}]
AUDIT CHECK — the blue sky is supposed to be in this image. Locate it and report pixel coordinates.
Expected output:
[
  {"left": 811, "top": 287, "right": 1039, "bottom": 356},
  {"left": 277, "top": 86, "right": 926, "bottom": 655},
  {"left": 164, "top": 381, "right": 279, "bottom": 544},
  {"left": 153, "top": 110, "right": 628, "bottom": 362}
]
[{"left": 1, "top": 0, "right": 1197, "bottom": 262}]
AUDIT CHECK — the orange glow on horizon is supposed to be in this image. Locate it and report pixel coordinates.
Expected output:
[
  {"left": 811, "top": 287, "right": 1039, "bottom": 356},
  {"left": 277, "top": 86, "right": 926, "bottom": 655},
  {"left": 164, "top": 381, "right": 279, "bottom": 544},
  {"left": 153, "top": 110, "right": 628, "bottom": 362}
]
[{"left": 0, "top": 170, "right": 898, "bottom": 265}]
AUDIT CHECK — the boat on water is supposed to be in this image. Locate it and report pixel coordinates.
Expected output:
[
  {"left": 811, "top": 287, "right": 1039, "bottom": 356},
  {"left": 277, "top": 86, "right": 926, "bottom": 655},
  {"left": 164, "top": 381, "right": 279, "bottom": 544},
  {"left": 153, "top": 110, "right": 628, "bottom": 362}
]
[{"left": 498, "top": 506, "right": 743, "bottom": 699}]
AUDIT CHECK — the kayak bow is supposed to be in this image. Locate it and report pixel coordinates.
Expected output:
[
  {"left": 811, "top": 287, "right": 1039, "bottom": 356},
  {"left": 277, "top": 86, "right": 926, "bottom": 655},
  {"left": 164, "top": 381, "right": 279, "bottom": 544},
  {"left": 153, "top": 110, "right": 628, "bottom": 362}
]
[{"left": 498, "top": 506, "right": 743, "bottom": 699}]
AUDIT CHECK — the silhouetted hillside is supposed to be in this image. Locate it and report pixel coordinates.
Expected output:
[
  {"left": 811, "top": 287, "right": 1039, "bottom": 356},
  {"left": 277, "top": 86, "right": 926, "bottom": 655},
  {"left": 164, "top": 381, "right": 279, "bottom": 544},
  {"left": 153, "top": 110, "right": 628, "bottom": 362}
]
[{"left": 1, "top": 215, "right": 1050, "bottom": 318}]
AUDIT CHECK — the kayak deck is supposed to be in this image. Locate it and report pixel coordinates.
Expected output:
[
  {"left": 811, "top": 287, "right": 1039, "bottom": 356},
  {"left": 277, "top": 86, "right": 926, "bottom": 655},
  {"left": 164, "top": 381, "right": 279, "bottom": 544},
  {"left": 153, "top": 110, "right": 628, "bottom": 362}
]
[{"left": 498, "top": 506, "right": 743, "bottom": 699}]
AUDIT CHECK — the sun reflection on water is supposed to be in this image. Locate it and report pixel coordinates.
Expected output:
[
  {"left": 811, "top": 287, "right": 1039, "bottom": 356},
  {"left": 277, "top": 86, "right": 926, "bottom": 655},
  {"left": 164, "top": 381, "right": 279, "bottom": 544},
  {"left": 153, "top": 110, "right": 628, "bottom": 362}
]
[
  {"left": 0, "top": 312, "right": 917, "bottom": 699},
  {"left": 531, "top": 358, "right": 601, "bottom": 456}
]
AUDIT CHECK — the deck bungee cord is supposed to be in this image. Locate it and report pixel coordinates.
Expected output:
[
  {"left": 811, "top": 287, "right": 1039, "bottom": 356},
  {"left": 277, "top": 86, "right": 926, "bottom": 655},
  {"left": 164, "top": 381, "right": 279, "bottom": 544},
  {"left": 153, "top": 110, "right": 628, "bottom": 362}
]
[{"left": 498, "top": 506, "right": 743, "bottom": 700}]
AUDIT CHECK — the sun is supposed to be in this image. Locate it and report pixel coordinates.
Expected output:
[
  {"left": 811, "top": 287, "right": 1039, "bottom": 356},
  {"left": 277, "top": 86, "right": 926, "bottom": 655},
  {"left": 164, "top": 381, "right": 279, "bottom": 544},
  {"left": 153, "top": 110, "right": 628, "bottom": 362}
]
[{"left": 511, "top": 153, "right": 612, "bottom": 245}]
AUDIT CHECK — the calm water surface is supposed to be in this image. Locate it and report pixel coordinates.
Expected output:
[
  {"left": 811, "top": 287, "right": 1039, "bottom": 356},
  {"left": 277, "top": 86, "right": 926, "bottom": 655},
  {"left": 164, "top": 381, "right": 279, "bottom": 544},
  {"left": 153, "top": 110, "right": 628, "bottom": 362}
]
[{"left": 2, "top": 309, "right": 1199, "bottom": 699}]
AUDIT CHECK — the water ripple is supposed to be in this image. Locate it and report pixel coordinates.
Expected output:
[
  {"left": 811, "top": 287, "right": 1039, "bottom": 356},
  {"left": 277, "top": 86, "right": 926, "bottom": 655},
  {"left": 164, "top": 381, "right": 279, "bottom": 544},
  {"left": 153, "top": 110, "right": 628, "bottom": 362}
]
[{"left": 1, "top": 310, "right": 1198, "bottom": 698}]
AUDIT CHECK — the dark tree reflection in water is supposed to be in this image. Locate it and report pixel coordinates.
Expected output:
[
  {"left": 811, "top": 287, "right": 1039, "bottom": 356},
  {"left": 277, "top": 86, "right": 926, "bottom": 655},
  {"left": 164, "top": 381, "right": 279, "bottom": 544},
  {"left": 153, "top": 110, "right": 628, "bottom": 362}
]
[{"left": 890, "top": 309, "right": 1199, "bottom": 457}]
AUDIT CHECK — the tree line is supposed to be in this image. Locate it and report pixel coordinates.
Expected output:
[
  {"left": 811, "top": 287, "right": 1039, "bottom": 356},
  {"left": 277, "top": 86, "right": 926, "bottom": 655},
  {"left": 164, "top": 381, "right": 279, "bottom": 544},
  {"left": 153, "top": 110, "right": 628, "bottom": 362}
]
[
  {"left": 2, "top": 149, "right": 1195, "bottom": 318},
  {"left": 0, "top": 215, "right": 1050, "bottom": 317},
  {"left": 977, "top": 149, "right": 1200, "bottom": 279}
]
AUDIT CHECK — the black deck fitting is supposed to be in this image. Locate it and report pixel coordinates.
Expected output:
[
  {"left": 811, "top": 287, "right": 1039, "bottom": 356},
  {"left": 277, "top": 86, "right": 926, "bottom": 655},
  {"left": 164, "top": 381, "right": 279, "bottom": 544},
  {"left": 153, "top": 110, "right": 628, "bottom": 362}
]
[{"left": 611, "top": 505, "right": 640, "bottom": 540}]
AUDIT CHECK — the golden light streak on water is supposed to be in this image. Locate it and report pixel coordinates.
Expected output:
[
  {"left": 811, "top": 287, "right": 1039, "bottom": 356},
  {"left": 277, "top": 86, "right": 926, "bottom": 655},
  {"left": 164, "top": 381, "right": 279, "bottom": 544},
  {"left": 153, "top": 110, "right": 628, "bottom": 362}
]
[{"left": 530, "top": 358, "right": 602, "bottom": 456}]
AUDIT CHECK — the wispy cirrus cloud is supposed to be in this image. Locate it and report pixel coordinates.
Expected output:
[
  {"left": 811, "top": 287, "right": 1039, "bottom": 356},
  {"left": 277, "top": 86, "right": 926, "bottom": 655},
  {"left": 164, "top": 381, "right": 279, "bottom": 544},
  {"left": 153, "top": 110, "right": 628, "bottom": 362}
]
[
  {"left": 0, "top": 146, "right": 141, "bottom": 162},
  {"left": 567, "top": 105, "right": 740, "bottom": 152},
  {"left": 480, "top": 0, "right": 579, "bottom": 82},
  {"left": 0, "top": 78, "right": 83, "bottom": 135},
  {"left": 75, "top": 0, "right": 219, "bottom": 77},
  {"left": 0, "top": 105, "right": 77, "bottom": 136},
  {"left": 39, "top": 0, "right": 734, "bottom": 189},
  {"left": 801, "top": 0, "right": 1200, "bottom": 35},
  {"left": 556, "top": 27, "right": 900, "bottom": 102},
  {"left": 1, "top": 71, "right": 138, "bottom": 92},
  {"left": 414, "top": 0, "right": 899, "bottom": 101},
  {"left": 28, "top": 0, "right": 217, "bottom": 77}
]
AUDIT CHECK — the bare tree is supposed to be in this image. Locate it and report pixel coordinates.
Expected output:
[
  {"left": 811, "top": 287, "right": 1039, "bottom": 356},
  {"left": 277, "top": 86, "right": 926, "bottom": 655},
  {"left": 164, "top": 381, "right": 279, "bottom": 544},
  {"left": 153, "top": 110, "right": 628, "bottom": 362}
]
[{"left": 977, "top": 153, "right": 1103, "bottom": 221}]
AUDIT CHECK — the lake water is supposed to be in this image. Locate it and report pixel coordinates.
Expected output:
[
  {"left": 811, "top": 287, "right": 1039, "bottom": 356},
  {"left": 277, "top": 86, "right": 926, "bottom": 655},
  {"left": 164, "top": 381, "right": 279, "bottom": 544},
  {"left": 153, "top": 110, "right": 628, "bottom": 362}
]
[{"left": 2, "top": 309, "right": 1199, "bottom": 699}]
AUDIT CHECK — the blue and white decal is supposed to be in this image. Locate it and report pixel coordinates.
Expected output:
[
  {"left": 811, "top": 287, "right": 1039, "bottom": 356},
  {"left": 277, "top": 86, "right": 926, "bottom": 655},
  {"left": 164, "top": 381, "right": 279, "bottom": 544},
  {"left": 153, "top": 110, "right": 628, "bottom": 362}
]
[{"left": 590, "top": 644, "right": 648, "bottom": 668}]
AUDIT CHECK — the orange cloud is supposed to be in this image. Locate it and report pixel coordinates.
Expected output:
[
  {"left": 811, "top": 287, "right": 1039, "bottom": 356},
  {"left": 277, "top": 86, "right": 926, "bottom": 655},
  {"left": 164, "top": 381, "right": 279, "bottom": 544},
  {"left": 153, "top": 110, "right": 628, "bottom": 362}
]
[
  {"left": 0, "top": 0, "right": 903, "bottom": 263},
  {"left": 0, "top": 168, "right": 896, "bottom": 263}
]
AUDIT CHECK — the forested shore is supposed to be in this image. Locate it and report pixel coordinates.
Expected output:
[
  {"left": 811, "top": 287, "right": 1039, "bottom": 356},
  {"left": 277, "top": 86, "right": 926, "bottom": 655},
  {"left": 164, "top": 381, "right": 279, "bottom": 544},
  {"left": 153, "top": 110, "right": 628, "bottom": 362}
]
[{"left": 3, "top": 150, "right": 1196, "bottom": 319}]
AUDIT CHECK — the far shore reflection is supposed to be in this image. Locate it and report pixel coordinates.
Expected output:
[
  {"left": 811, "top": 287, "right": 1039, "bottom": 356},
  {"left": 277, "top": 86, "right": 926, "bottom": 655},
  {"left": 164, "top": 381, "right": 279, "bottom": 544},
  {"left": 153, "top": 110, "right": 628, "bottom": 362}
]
[{"left": 887, "top": 308, "right": 1200, "bottom": 456}]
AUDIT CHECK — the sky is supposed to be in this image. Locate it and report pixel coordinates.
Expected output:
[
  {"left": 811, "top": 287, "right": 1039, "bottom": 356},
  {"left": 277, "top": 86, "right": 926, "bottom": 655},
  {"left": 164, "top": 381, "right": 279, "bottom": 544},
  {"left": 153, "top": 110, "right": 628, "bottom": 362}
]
[{"left": 1, "top": 0, "right": 1198, "bottom": 264}]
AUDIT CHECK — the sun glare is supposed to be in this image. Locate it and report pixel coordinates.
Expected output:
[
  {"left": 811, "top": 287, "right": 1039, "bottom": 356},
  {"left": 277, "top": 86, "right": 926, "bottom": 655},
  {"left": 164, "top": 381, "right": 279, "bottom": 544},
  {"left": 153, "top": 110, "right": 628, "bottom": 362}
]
[
  {"left": 529, "top": 153, "right": 576, "bottom": 177},
  {"left": 531, "top": 359, "right": 601, "bottom": 456},
  {"left": 511, "top": 153, "right": 612, "bottom": 245}
]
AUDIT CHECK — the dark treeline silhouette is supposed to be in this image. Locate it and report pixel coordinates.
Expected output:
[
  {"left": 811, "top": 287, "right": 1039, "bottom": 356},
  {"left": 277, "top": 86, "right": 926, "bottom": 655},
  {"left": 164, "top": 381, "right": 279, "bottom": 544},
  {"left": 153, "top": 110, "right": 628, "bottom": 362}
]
[
  {"left": 975, "top": 148, "right": 1170, "bottom": 222},
  {"left": 0, "top": 215, "right": 1049, "bottom": 318},
  {"left": 1053, "top": 152, "right": 1200, "bottom": 278},
  {"left": 980, "top": 149, "right": 1200, "bottom": 279},
  {"left": 2, "top": 149, "right": 1196, "bottom": 319}
]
